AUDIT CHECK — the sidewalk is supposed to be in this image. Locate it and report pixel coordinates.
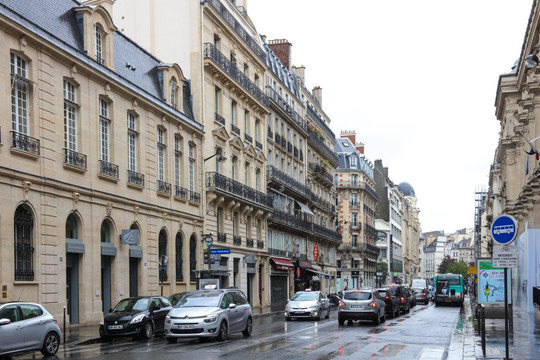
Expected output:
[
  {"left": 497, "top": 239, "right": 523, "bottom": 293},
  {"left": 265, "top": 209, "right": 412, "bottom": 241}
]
[
  {"left": 61, "top": 305, "right": 279, "bottom": 346},
  {"left": 464, "top": 297, "right": 540, "bottom": 360}
]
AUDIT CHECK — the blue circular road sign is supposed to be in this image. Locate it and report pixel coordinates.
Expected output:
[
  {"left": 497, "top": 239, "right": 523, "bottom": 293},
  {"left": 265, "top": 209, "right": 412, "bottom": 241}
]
[{"left": 491, "top": 214, "right": 518, "bottom": 245}]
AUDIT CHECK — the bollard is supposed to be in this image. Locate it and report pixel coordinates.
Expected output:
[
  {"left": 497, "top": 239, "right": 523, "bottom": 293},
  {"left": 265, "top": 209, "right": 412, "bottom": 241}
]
[
  {"left": 480, "top": 304, "right": 486, "bottom": 357},
  {"left": 63, "top": 306, "right": 66, "bottom": 347}
]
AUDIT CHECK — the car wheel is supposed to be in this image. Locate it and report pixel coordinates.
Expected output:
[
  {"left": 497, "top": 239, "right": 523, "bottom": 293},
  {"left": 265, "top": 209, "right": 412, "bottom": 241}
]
[
  {"left": 325, "top": 307, "right": 330, "bottom": 319},
  {"left": 338, "top": 317, "right": 345, "bottom": 326},
  {"left": 40, "top": 331, "right": 60, "bottom": 356},
  {"left": 373, "top": 313, "right": 380, "bottom": 325},
  {"left": 142, "top": 321, "right": 153, "bottom": 339},
  {"left": 216, "top": 321, "right": 228, "bottom": 341},
  {"left": 242, "top": 317, "right": 252, "bottom": 337},
  {"left": 166, "top": 337, "right": 177, "bottom": 344},
  {"left": 286, "top": 316, "right": 291, "bottom": 321}
]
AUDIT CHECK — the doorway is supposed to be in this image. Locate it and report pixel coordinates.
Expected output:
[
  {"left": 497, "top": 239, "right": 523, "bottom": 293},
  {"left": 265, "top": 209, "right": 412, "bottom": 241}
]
[
  {"left": 101, "top": 255, "right": 111, "bottom": 314},
  {"left": 66, "top": 253, "right": 79, "bottom": 324},
  {"left": 129, "top": 257, "right": 139, "bottom": 297}
]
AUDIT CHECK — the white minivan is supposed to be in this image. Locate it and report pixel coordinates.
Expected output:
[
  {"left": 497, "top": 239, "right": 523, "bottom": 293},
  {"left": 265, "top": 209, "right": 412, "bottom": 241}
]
[{"left": 411, "top": 279, "right": 428, "bottom": 290}]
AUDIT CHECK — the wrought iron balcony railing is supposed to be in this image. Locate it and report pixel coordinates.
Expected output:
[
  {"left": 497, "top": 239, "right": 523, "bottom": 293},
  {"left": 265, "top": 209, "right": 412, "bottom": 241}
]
[
  {"left": 204, "top": 43, "right": 268, "bottom": 107},
  {"left": 231, "top": 124, "right": 240, "bottom": 136},
  {"left": 207, "top": 0, "right": 266, "bottom": 61},
  {"left": 246, "top": 238, "right": 254, "bottom": 247},
  {"left": 244, "top": 133, "right": 252, "bottom": 143},
  {"left": 189, "top": 190, "right": 201, "bottom": 204},
  {"left": 265, "top": 86, "right": 306, "bottom": 131},
  {"left": 157, "top": 180, "right": 171, "bottom": 194},
  {"left": 11, "top": 131, "right": 40, "bottom": 156},
  {"left": 308, "top": 162, "right": 333, "bottom": 185},
  {"left": 267, "top": 165, "right": 312, "bottom": 200},
  {"left": 175, "top": 185, "right": 188, "bottom": 199},
  {"left": 206, "top": 172, "right": 273, "bottom": 208},
  {"left": 270, "top": 209, "right": 312, "bottom": 233},
  {"left": 313, "top": 223, "right": 342, "bottom": 243},
  {"left": 127, "top": 170, "right": 145, "bottom": 187},
  {"left": 64, "top": 148, "right": 87, "bottom": 170},
  {"left": 215, "top": 112, "right": 225, "bottom": 126},
  {"left": 256, "top": 140, "right": 263, "bottom": 150},
  {"left": 233, "top": 235, "right": 242, "bottom": 245},
  {"left": 306, "top": 105, "right": 335, "bottom": 141},
  {"left": 99, "top": 160, "right": 119, "bottom": 178},
  {"left": 358, "top": 242, "right": 380, "bottom": 256},
  {"left": 217, "top": 232, "right": 227, "bottom": 243},
  {"left": 307, "top": 128, "right": 339, "bottom": 165},
  {"left": 257, "top": 240, "right": 264, "bottom": 249}
]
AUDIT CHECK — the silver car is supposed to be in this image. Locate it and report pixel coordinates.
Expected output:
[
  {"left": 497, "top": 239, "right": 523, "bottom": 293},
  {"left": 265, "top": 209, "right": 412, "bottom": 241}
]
[
  {"left": 284, "top": 290, "right": 330, "bottom": 321},
  {"left": 337, "top": 289, "right": 386, "bottom": 325},
  {"left": 0, "top": 302, "right": 61, "bottom": 356},
  {"left": 164, "top": 288, "right": 252, "bottom": 342}
]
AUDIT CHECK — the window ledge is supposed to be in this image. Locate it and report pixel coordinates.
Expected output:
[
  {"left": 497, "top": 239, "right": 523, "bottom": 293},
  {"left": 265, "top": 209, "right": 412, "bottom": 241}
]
[
  {"left": 10, "top": 147, "right": 39, "bottom": 160},
  {"left": 98, "top": 173, "right": 120, "bottom": 183},
  {"left": 63, "top": 163, "right": 87, "bottom": 173},
  {"left": 127, "top": 182, "right": 145, "bottom": 190}
]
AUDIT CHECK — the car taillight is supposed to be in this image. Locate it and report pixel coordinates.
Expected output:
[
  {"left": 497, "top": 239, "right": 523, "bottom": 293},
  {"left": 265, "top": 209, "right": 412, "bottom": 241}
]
[
  {"left": 422, "top": 293, "right": 426, "bottom": 296},
  {"left": 338, "top": 301, "right": 346, "bottom": 307},
  {"left": 368, "top": 302, "right": 377, "bottom": 307},
  {"left": 400, "top": 297, "right": 404, "bottom": 303},
  {"left": 385, "top": 296, "right": 389, "bottom": 300}
]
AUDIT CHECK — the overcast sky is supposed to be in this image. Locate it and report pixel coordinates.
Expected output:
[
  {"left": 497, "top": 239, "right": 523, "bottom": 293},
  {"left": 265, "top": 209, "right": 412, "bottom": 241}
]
[{"left": 248, "top": 0, "right": 533, "bottom": 234}]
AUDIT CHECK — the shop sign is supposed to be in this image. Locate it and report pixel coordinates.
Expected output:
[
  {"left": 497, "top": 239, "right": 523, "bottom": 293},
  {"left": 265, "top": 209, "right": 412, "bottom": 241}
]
[{"left": 313, "top": 243, "right": 319, "bottom": 261}]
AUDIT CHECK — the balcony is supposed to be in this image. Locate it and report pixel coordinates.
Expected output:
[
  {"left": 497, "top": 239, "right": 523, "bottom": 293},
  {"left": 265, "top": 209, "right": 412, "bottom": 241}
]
[
  {"left": 307, "top": 128, "right": 338, "bottom": 166},
  {"left": 268, "top": 126, "right": 273, "bottom": 140},
  {"left": 337, "top": 181, "right": 379, "bottom": 201},
  {"left": 267, "top": 165, "right": 312, "bottom": 201},
  {"left": 308, "top": 162, "right": 333, "bottom": 186},
  {"left": 207, "top": 0, "right": 266, "bottom": 61},
  {"left": 206, "top": 172, "right": 273, "bottom": 210},
  {"left": 312, "top": 193, "right": 334, "bottom": 214},
  {"left": 313, "top": 223, "right": 342, "bottom": 243},
  {"left": 265, "top": 86, "right": 306, "bottom": 132},
  {"left": 127, "top": 170, "right": 145, "bottom": 187},
  {"left": 217, "top": 232, "right": 227, "bottom": 243},
  {"left": 257, "top": 240, "right": 264, "bottom": 249},
  {"left": 358, "top": 242, "right": 380, "bottom": 256},
  {"left": 189, "top": 190, "right": 201, "bottom": 204},
  {"left": 306, "top": 105, "right": 336, "bottom": 143},
  {"left": 233, "top": 235, "right": 242, "bottom": 245},
  {"left": 270, "top": 209, "right": 312, "bottom": 234},
  {"left": 246, "top": 238, "right": 254, "bottom": 247},
  {"left": 157, "top": 180, "right": 171, "bottom": 195},
  {"left": 244, "top": 133, "right": 252, "bottom": 144},
  {"left": 231, "top": 124, "right": 240, "bottom": 136},
  {"left": 203, "top": 43, "right": 268, "bottom": 108},
  {"left": 255, "top": 140, "right": 263, "bottom": 150},
  {"left": 215, "top": 112, "right": 225, "bottom": 126},
  {"left": 99, "top": 160, "right": 119, "bottom": 179},
  {"left": 64, "top": 148, "right": 87, "bottom": 171},
  {"left": 11, "top": 131, "right": 40, "bottom": 157},
  {"left": 175, "top": 185, "right": 188, "bottom": 200}
]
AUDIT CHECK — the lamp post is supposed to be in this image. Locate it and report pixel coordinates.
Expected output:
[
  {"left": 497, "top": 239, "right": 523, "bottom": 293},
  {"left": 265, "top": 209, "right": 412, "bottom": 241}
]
[
  {"left": 159, "top": 255, "right": 168, "bottom": 296},
  {"left": 204, "top": 233, "right": 214, "bottom": 271}
]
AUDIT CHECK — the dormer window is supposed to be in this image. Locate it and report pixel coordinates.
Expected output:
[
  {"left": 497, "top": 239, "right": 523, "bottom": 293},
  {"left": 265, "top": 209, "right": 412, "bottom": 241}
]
[
  {"left": 95, "top": 24, "right": 105, "bottom": 64},
  {"left": 170, "top": 78, "right": 179, "bottom": 109}
]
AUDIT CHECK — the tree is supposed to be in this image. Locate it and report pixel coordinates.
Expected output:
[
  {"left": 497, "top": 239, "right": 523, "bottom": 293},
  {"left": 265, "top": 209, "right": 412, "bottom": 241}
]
[
  {"left": 446, "top": 260, "right": 468, "bottom": 278},
  {"left": 438, "top": 255, "right": 456, "bottom": 274},
  {"left": 377, "top": 262, "right": 389, "bottom": 285}
]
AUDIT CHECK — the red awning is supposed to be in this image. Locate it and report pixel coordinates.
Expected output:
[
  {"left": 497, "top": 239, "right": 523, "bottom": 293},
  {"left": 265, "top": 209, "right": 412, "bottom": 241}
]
[{"left": 270, "top": 258, "right": 294, "bottom": 270}]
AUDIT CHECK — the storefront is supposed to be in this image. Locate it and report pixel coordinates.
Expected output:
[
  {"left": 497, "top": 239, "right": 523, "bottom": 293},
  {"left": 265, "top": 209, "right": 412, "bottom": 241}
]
[
  {"left": 270, "top": 258, "right": 294, "bottom": 311},
  {"left": 294, "top": 260, "right": 320, "bottom": 292}
]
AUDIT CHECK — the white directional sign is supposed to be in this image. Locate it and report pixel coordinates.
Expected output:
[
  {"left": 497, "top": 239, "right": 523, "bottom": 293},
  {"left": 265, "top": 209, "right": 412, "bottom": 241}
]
[{"left": 492, "top": 245, "right": 518, "bottom": 268}]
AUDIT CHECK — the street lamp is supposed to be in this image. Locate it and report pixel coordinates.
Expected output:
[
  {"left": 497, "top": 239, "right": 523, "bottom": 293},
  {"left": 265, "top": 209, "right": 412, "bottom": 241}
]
[
  {"left": 159, "top": 255, "right": 168, "bottom": 296},
  {"left": 204, "top": 151, "right": 227, "bottom": 163}
]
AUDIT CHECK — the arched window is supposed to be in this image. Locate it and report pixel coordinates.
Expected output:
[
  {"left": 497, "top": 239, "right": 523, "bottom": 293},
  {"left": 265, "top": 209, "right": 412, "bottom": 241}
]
[
  {"left": 100, "top": 220, "right": 111, "bottom": 243},
  {"left": 66, "top": 213, "right": 78, "bottom": 239},
  {"left": 159, "top": 229, "right": 168, "bottom": 282},
  {"left": 175, "top": 233, "right": 183, "bottom": 282},
  {"left": 14, "top": 205, "right": 34, "bottom": 281},
  {"left": 189, "top": 234, "right": 197, "bottom": 282}
]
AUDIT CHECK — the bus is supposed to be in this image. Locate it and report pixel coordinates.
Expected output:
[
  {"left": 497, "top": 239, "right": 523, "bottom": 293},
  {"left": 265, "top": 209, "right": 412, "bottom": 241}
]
[{"left": 433, "top": 273, "right": 464, "bottom": 306}]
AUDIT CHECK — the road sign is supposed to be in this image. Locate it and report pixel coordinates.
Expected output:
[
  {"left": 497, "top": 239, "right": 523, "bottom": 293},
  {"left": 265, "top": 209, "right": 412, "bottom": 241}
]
[
  {"left": 467, "top": 266, "right": 477, "bottom": 274},
  {"left": 210, "top": 248, "right": 230, "bottom": 254},
  {"left": 492, "top": 245, "right": 518, "bottom": 268},
  {"left": 491, "top": 214, "right": 518, "bottom": 245}
]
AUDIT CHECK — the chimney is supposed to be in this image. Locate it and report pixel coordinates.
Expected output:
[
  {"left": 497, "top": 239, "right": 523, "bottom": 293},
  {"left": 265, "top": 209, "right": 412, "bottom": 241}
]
[
  {"left": 292, "top": 65, "right": 305, "bottom": 83},
  {"left": 340, "top": 130, "right": 356, "bottom": 146},
  {"left": 355, "top": 141, "right": 365, "bottom": 155},
  {"left": 82, "top": 0, "right": 115, "bottom": 15},
  {"left": 268, "top": 39, "right": 292, "bottom": 69},
  {"left": 312, "top": 86, "right": 322, "bottom": 107}
]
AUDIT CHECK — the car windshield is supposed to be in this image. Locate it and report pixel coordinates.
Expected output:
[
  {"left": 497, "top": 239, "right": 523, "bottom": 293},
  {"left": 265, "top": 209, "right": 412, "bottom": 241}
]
[
  {"left": 413, "top": 288, "right": 423, "bottom": 294},
  {"left": 176, "top": 290, "right": 222, "bottom": 307},
  {"left": 291, "top": 292, "right": 318, "bottom": 301},
  {"left": 168, "top": 293, "right": 187, "bottom": 307},
  {"left": 344, "top": 291, "right": 371, "bottom": 300},
  {"left": 113, "top": 298, "right": 149, "bottom": 312}
]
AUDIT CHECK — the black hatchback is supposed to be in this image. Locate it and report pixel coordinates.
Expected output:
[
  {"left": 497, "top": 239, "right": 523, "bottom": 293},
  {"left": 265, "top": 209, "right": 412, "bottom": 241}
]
[
  {"left": 376, "top": 287, "right": 400, "bottom": 318},
  {"left": 99, "top": 296, "right": 172, "bottom": 340}
]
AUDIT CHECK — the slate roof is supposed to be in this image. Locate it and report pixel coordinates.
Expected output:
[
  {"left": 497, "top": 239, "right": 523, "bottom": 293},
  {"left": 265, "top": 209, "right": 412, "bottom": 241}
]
[
  {"left": 262, "top": 39, "right": 301, "bottom": 101},
  {"left": 0, "top": 0, "right": 200, "bottom": 130},
  {"left": 334, "top": 138, "right": 375, "bottom": 181}
]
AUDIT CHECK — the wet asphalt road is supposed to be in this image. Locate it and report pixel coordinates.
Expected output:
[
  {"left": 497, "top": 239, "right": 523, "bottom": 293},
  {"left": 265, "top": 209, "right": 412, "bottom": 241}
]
[{"left": 6, "top": 302, "right": 462, "bottom": 360}]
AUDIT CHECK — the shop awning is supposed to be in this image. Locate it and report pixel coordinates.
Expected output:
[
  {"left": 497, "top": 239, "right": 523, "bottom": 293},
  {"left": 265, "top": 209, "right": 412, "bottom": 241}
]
[
  {"left": 296, "top": 200, "right": 314, "bottom": 216},
  {"left": 307, "top": 268, "right": 331, "bottom": 277},
  {"left": 270, "top": 257, "right": 294, "bottom": 270}
]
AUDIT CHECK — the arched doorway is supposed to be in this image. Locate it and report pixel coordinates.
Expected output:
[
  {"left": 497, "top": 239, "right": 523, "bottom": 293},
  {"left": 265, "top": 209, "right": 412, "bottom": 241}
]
[
  {"left": 65, "top": 212, "right": 82, "bottom": 324},
  {"left": 129, "top": 223, "right": 141, "bottom": 297}
]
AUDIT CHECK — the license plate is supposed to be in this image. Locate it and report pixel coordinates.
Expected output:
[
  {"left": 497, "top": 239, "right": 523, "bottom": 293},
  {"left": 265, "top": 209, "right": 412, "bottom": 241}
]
[
  {"left": 445, "top": 300, "right": 452, "bottom": 303},
  {"left": 177, "top": 325, "right": 194, "bottom": 330},
  {"left": 108, "top": 325, "right": 123, "bottom": 330},
  {"left": 350, "top": 305, "right": 362, "bottom": 309}
]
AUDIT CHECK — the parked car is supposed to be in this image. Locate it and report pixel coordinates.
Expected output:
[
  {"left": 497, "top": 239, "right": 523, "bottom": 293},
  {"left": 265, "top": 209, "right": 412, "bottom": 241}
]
[
  {"left": 0, "top": 301, "right": 61, "bottom": 356},
  {"left": 164, "top": 288, "right": 252, "bottom": 342},
  {"left": 168, "top": 292, "right": 187, "bottom": 307},
  {"left": 387, "top": 284, "right": 411, "bottom": 314},
  {"left": 99, "top": 296, "right": 172, "bottom": 340},
  {"left": 284, "top": 290, "right": 330, "bottom": 321},
  {"left": 376, "top": 287, "right": 400, "bottom": 318},
  {"left": 412, "top": 287, "right": 429, "bottom": 305},
  {"left": 337, "top": 289, "right": 386, "bottom": 325}
]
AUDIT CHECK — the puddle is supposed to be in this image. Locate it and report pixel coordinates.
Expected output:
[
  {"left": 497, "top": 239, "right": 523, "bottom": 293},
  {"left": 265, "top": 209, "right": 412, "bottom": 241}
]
[{"left": 374, "top": 344, "right": 407, "bottom": 357}]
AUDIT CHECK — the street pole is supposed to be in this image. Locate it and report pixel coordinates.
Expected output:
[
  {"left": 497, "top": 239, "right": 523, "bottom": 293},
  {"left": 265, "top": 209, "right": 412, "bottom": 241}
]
[{"left": 504, "top": 267, "right": 510, "bottom": 360}]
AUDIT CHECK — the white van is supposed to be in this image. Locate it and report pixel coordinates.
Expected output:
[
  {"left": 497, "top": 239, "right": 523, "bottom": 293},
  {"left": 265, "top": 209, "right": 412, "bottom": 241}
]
[{"left": 411, "top": 279, "right": 428, "bottom": 290}]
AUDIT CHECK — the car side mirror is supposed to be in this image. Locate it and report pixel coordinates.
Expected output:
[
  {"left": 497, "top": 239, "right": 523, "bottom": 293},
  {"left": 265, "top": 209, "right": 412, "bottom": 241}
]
[
  {"left": 229, "top": 303, "right": 237, "bottom": 309},
  {"left": 0, "top": 318, "right": 11, "bottom": 326}
]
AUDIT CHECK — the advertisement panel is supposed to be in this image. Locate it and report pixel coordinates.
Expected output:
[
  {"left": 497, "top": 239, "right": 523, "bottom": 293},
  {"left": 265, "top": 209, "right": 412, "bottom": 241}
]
[{"left": 477, "top": 259, "right": 512, "bottom": 304}]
